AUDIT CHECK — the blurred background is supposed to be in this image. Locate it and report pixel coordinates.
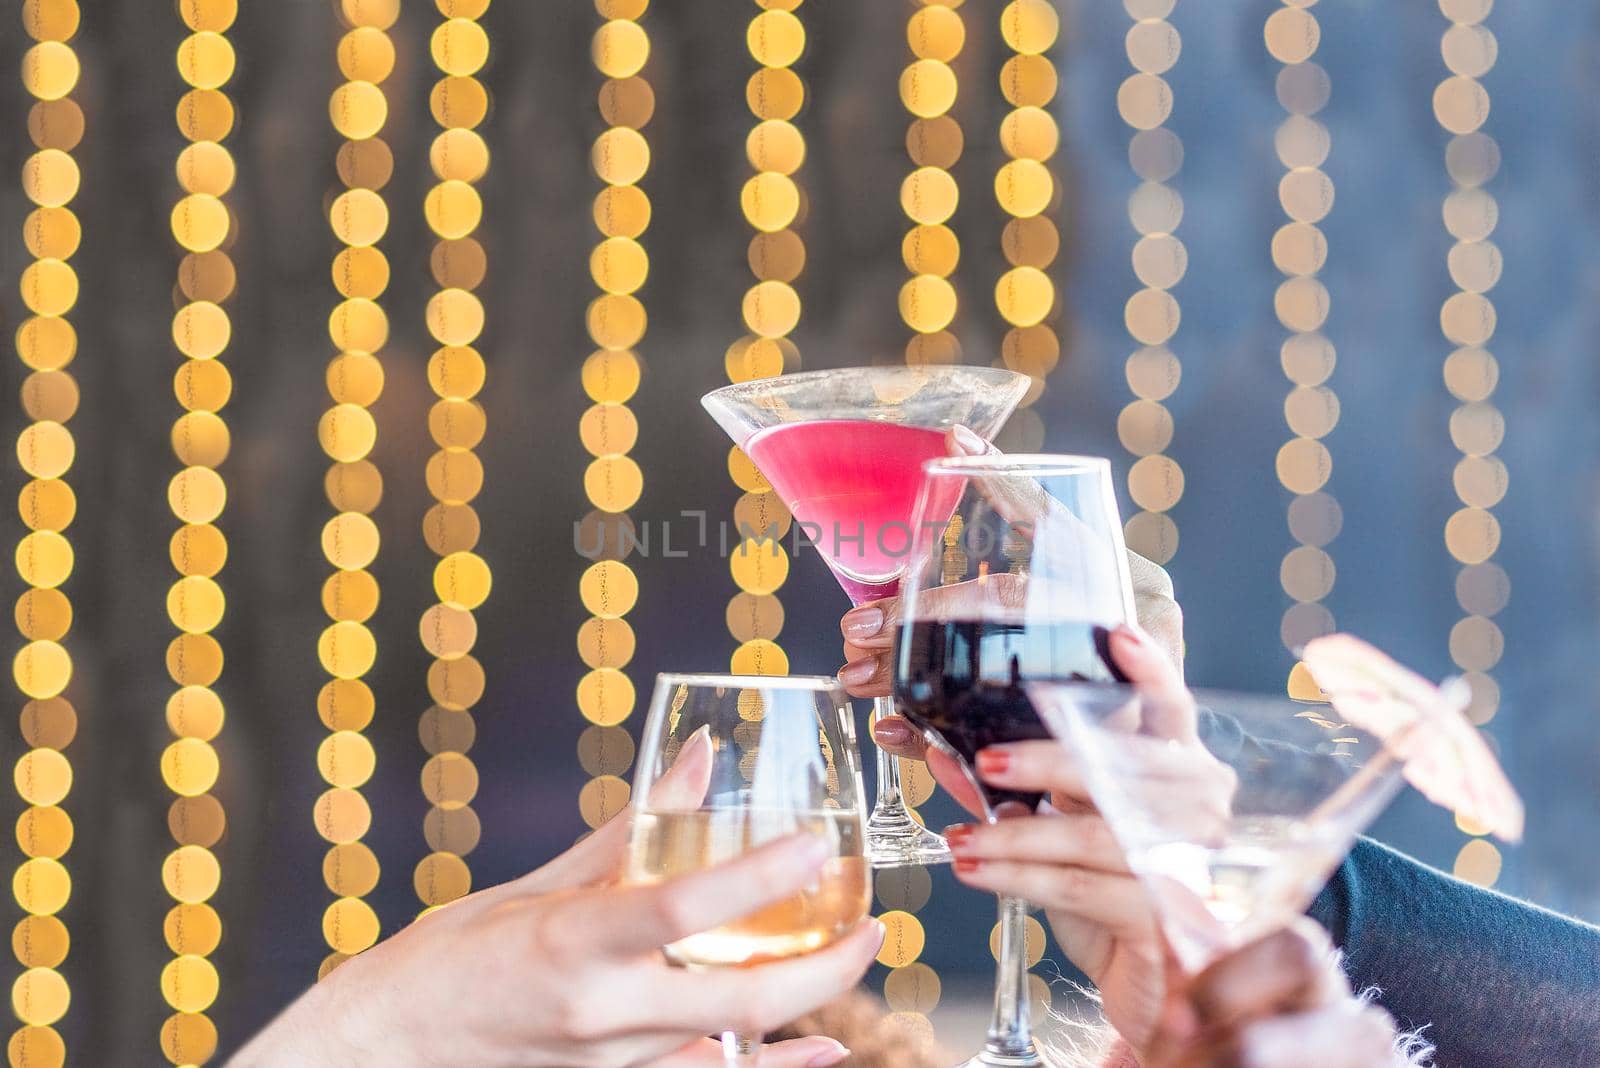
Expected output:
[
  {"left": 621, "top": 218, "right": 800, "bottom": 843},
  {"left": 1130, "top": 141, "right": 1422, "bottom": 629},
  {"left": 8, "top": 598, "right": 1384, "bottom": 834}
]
[{"left": 1, "top": 0, "right": 1596, "bottom": 1062}]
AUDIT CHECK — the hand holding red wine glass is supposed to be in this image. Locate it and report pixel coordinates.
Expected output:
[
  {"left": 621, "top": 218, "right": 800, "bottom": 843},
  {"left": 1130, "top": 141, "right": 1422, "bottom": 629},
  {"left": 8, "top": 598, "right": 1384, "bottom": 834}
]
[{"left": 892, "top": 454, "right": 1139, "bottom": 1068}]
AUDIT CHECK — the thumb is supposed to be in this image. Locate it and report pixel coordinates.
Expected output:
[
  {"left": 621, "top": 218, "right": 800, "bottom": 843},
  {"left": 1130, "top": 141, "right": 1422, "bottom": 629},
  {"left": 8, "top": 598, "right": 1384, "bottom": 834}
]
[
  {"left": 945, "top": 427, "right": 1055, "bottom": 530},
  {"left": 1108, "top": 625, "right": 1197, "bottom": 741},
  {"left": 659, "top": 1036, "right": 851, "bottom": 1068},
  {"left": 947, "top": 423, "right": 997, "bottom": 458},
  {"left": 498, "top": 727, "right": 718, "bottom": 899}
]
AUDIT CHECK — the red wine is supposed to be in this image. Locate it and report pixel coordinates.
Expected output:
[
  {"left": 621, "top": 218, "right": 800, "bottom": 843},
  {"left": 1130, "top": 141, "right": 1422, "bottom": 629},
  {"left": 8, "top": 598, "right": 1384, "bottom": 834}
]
[{"left": 895, "top": 619, "right": 1124, "bottom": 811}]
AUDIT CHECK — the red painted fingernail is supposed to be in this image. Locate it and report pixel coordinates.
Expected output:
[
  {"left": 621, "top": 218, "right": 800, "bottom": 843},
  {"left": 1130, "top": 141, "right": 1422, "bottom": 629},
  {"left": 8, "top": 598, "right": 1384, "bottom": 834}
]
[
  {"left": 954, "top": 857, "right": 982, "bottom": 875},
  {"left": 943, "top": 824, "right": 974, "bottom": 850},
  {"left": 976, "top": 749, "right": 1011, "bottom": 778}
]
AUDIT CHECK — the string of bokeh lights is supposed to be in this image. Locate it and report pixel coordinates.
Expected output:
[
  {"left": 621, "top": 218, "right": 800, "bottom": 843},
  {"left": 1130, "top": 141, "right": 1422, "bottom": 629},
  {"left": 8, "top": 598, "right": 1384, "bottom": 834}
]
[
  {"left": 993, "top": 0, "right": 1061, "bottom": 458},
  {"left": 1432, "top": 0, "right": 1507, "bottom": 889},
  {"left": 414, "top": 0, "right": 496, "bottom": 915},
  {"left": 898, "top": 1, "right": 963, "bottom": 371},
  {"left": 992, "top": 0, "right": 1063, "bottom": 1022},
  {"left": 1118, "top": 0, "right": 1184, "bottom": 567},
  {"left": 575, "top": 0, "right": 655, "bottom": 832},
  {"left": 1263, "top": 0, "right": 1342, "bottom": 702},
  {"left": 159, "top": 0, "right": 246, "bottom": 1061},
  {"left": 11, "top": 2, "right": 86, "bottom": 1063},
  {"left": 312, "top": 0, "right": 400, "bottom": 979},
  {"left": 721, "top": 0, "right": 808, "bottom": 682},
  {"left": 874, "top": 0, "right": 975, "bottom": 1037}
]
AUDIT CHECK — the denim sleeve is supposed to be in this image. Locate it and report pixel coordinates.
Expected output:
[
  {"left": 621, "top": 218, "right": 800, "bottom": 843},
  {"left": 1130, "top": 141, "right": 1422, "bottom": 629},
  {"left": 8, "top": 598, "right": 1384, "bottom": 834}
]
[{"left": 1309, "top": 837, "right": 1600, "bottom": 1067}]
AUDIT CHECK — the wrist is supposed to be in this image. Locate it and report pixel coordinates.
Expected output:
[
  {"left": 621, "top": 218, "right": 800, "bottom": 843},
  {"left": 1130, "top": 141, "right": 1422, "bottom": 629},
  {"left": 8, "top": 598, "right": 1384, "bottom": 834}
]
[{"left": 231, "top": 955, "right": 408, "bottom": 1068}]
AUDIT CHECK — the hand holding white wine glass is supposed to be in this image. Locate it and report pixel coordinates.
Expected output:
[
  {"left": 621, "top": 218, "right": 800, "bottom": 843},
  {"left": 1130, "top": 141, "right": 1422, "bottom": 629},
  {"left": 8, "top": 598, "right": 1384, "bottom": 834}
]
[{"left": 624, "top": 674, "right": 875, "bottom": 1066}]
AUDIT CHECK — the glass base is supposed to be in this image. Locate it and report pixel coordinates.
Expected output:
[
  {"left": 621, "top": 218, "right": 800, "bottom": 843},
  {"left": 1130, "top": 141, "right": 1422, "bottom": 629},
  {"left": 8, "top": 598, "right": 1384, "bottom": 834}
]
[
  {"left": 865, "top": 806, "right": 952, "bottom": 868},
  {"left": 957, "top": 1045, "right": 1046, "bottom": 1068}
]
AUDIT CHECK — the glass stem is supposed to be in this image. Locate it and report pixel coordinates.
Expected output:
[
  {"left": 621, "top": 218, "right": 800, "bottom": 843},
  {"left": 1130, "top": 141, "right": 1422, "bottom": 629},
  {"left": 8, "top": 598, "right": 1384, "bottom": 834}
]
[
  {"left": 984, "top": 895, "right": 1036, "bottom": 1059},
  {"left": 722, "top": 1031, "right": 760, "bottom": 1066},
  {"left": 870, "top": 696, "right": 911, "bottom": 822}
]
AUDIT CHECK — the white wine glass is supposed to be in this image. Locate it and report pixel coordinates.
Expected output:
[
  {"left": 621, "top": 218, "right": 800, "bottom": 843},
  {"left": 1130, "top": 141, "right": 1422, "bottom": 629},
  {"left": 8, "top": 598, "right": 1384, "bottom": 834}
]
[{"left": 624, "top": 674, "right": 872, "bottom": 1067}]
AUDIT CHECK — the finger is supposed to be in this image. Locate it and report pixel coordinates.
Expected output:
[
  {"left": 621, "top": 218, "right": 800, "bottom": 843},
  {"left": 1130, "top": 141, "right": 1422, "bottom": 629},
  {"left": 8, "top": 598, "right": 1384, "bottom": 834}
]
[
  {"left": 975, "top": 740, "right": 1088, "bottom": 798},
  {"left": 840, "top": 598, "right": 899, "bottom": 651},
  {"left": 653, "top": 1036, "right": 851, "bottom": 1068},
  {"left": 496, "top": 727, "right": 718, "bottom": 899},
  {"left": 576, "top": 834, "right": 835, "bottom": 956},
  {"left": 925, "top": 746, "right": 986, "bottom": 817},
  {"left": 495, "top": 815, "right": 634, "bottom": 898},
  {"left": 645, "top": 723, "right": 716, "bottom": 810},
  {"left": 649, "top": 919, "right": 885, "bottom": 1038},
  {"left": 953, "top": 860, "right": 1151, "bottom": 935},
  {"left": 979, "top": 737, "right": 1227, "bottom": 824},
  {"left": 945, "top": 812, "right": 1128, "bottom": 873},
  {"left": 871, "top": 715, "right": 929, "bottom": 761},
  {"left": 837, "top": 649, "right": 891, "bottom": 698},
  {"left": 948, "top": 424, "right": 996, "bottom": 458},
  {"left": 1187, "top": 1004, "right": 1396, "bottom": 1068},
  {"left": 1188, "top": 921, "right": 1347, "bottom": 1032},
  {"left": 1108, "top": 625, "right": 1197, "bottom": 740},
  {"left": 946, "top": 427, "right": 1056, "bottom": 529}
]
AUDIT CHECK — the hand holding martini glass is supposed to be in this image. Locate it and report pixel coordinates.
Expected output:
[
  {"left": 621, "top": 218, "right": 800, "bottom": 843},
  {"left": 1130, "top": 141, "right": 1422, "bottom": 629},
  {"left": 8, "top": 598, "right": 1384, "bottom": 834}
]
[{"left": 703, "top": 365, "right": 1028, "bottom": 867}]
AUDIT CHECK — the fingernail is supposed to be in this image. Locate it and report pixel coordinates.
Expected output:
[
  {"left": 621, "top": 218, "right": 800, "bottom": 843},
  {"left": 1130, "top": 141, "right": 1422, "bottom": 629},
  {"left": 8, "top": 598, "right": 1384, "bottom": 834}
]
[
  {"left": 806, "top": 1041, "right": 851, "bottom": 1068},
  {"left": 871, "top": 918, "right": 887, "bottom": 947},
  {"left": 943, "top": 824, "right": 974, "bottom": 850},
  {"left": 953, "top": 425, "right": 986, "bottom": 453},
  {"left": 873, "top": 719, "right": 913, "bottom": 746},
  {"left": 954, "top": 857, "right": 982, "bottom": 875},
  {"left": 1114, "top": 623, "right": 1151, "bottom": 651},
  {"left": 838, "top": 660, "right": 877, "bottom": 687},
  {"left": 976, "top": 748, "right": 1011, "bottom": 778},
  {"left": 843, "top": 606, "right": 884, "bottom": 639}
]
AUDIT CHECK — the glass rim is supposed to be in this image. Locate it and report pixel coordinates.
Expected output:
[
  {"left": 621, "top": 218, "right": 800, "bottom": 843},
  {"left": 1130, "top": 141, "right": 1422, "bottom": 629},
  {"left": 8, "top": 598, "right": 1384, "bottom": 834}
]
[
  {"left": 654, "top": 672, "right": 847, "bottom": 693},
  {"left": 921, "top": 453, "right": 1113, "bottom": 477},
  {"left": 701, "top": 363, "right": 1028, "bottom": 404}
]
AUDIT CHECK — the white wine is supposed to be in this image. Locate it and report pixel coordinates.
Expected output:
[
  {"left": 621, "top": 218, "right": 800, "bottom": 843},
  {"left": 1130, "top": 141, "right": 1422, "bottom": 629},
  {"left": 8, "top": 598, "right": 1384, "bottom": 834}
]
[
  {"left": 1136, "top": 816, "right": 1346, "bottom": 969},
  {"left": 626, "top": 807, "right": 871, "bottom": 967}
]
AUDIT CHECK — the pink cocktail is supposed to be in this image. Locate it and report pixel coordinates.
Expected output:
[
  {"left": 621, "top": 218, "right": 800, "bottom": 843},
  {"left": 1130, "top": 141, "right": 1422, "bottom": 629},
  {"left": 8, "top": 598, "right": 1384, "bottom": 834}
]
[
  {"left": 703, "top": 365, "right": 1029, "bottom": 868},
  {"left": 746, "top": 420, "right": 964, "bottom": 605}
]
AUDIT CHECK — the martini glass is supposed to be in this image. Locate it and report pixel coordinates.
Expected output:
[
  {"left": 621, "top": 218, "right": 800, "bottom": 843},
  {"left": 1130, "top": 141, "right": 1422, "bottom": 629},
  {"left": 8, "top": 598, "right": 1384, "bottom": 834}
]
[
  {"left": 703, "top": 366, "right": 1028, "bottom": 867},
  {"left": 1026, "top": 681, "right": 1411, "bottom": 973}
]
